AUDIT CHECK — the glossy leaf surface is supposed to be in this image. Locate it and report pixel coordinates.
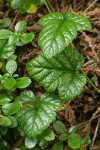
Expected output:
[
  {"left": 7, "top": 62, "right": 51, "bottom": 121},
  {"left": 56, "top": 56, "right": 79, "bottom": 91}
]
[
  {"left": 2, "top": 102, "right": 20, "bottom": 115},
  {"left": 27, "top": 46, "right": 86, "bottom": 100},
  {"left": 25, "top": 137, "right": 37, "bottom": 149},
  {"left": 16, "top": 92, "right": 61, "bottom": 138},
  {"left": 6, "top": 60, "right": 17, "bottom": 75},
  {"left": 0, "top": 30, "right": 13, "bottom": 39},
  {"left": 16, "top": 90, "right": 36, "bottom": 105},
  {"left": 15, "top": 21, "right": 26, "bottom": 33},
  {"left": 43, "top": 129, "right": 55, "bottom": 141},
  {"left": 0, "top": 97, "right": 11, "bottom": 105},
  {"left": 0, "top": 40, "right": 15, "bottom": 59},
  {"left": 38, "top": 12, "right": 92, "bottom": 58},
  {"left": 16, "top": 77, "right": 31, "bottom": 89}
]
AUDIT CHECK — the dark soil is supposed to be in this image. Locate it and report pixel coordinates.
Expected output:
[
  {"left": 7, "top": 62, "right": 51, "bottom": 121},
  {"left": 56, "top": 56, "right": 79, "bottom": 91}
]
[{"left": 0, "top": 0, "right": 100, "bottom": 150}]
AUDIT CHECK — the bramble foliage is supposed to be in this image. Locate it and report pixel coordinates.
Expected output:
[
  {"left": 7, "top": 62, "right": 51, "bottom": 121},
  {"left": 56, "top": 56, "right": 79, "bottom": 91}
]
[{"left": 0, "top": 8, "right": 92, "bottom": 149}]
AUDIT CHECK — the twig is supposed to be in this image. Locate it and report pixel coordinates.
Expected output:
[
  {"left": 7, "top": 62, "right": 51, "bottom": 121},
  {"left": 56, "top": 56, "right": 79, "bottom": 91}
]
[
  {"left": 44, "top": 0, "right": 52, "bottom": 13},
  {"left": 81, "top": 68, "right": 100, "bottom": 94},
  {"left": 83, "top": 0, "right": 98, "bottom": 14},
  {"left": 76, "top": 114, "right": 100, "bottom": 127},
  {"left": 9, "top": 11, "right": 20, "bottom": 30},
  {"left": 90, "top": 118, "right": 100, "bottom": 150}
]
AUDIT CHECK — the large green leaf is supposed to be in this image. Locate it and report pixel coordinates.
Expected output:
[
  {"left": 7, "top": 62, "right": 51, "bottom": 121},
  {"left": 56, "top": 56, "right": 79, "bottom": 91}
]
[
  {"left": 16, "top": 92, "right": 61, "bottom": 138},
  {"left": 38, "top": 12, "right": 92, "bottom": 58},
  {"left": 27, "top": 46, "right": 86, "bottom": 100},
  {"left": 0, "top": 39, "right": 15, "bottom": 59}
]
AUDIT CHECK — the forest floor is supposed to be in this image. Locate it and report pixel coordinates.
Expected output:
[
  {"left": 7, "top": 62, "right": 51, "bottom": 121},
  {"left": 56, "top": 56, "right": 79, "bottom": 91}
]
[{"left": 0, "top": 0, "right": 100, "bottom": 150}]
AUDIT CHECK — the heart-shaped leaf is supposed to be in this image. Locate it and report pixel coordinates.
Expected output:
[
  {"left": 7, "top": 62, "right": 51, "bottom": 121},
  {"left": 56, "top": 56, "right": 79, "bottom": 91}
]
[
  {"left": 27, "top": 46, "right": 86, "bottom": 100},
  {"left": 16, "top": 92, "right": 61, "bottom": 138},
  {"left": 16, "top": 90, "right": 36, "bottom": 105},
  {"left": 38, "top": 12, "right": 92, "bottom": 58}
]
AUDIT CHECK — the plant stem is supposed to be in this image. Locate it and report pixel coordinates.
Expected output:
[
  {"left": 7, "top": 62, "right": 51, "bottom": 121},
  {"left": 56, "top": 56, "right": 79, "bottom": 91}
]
[
  {"left": 44, "top": 0, "right": 52, "bottom": 13},
  {"left": 81, "top": 68, "right": 100, "bottom": 93},
  {"left": 83, "top": 0, "right": 98, "bottom": 14}
]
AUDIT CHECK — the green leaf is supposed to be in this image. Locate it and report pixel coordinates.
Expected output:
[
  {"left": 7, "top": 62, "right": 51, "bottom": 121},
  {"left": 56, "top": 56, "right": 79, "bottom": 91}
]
[
  {"left": 52, "top": 142, "right": 63, "bottom": 150},
  {"left": 59, "top": 134, "right": 68, "bottom": 141},
  {"left": 16, "top": 77, "right": 31, "bottom": 89},
  {"left": 2, "top": 102, "right": 20, "bottom": 115},
  {"left": 16, "top": 93, "right": 61, "bottom": 138},
  {"left": 0, "top": 39, "right": 16, "bottom": 59},
  {"left": 15, "top": 21, "right": 26, "bottom": 33},
  {"left": 0, "top": 18, "right": 11, "bottom": 28},
  {"left": 0, "top": 116, "right": 12, "bottom": 127},
  {"left": 39, "top": 139, "right": 48, "bottom": 149},
  {"left": 6, "top": 60, "right": 17, "bottom": 75},
  {"left": 0, "top": 30, "right": 13, "bottom": 39},
  {"left": 43, "top": 129, "right": 55, "bottom": 141},
  {"left": 82, "top": 134, "right": 91, "bottom": 146},
  {"left": 0, "top": 97, "right": 11, "bottom": 105},
  {"left": 27, "top": 46, "right": 86, "bottom": 100},
  {"left": 8, "top": 34, "right": 19, "bottom": 45},
  {"left": 69, "top": 126, "right": 77, "bottom": 134},
  {"left": 38, "top": 12, "right": 92, "bottom": 58},
  {"left": 0, "top": 126, "right": 8, "bottom": 135},
  {"left": 53, "top": 120, "right": 66, "bottom": 134},
  {"left": 25, "top": 137, "right": 37, "bottom": 149},
  {"left": 11, "top": 0, "right": 24, "bottom": 9},
  {"left": 32, "top": 0, "right": 44, "bottom": 6},
  {"left": 8, "top": 116, "right": 18, "bottom": 128},
  {"left": 64, "top": 12, "right": 92, "bottom": 31},
  {"left": 16, "top": 90, "right": 36, "bottom": 105},
  {"left": 4, "top": 78, "right": 16, "bottom": 90},
  {"left": 68, "top": 133, "right": 81, "bottom": 149},
  {"left": 21, "top": 33, "right": 35, "bottom": 44}
]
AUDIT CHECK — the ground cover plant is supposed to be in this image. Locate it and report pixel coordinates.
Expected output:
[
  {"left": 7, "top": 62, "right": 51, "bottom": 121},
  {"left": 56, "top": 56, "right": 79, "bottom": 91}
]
[{"left": 0, "top": 0, "right": 100, "bottom": 149}]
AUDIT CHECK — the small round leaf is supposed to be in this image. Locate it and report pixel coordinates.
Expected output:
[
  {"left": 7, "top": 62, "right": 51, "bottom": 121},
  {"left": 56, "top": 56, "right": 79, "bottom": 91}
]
[
  {"left": 0, "top": 97, "right": 11, "bottom": 105},
  {"left": 16, "top": 77, "right": 31, "bottom": 89},
  {"left": 68, "top": 133, "right": 81, "bottom": 149},
  {"left": 0, "top": 116, "right": 12, "bottom": 127},
  {"left": 53, "top": 120, "right": 66, "bottom": 134},
  {"left": 8, "top": 116, "right": 18, "bottom": 128},
  {"left": 2, "top": 102, "right": 20, "bottom": 115},
  {"left": 4, "top": 78, "right": 16, "bottom": 90},
  {"left": 52, "top": 142, "right": 63, "bottom": 150},
  {"left": 15, "top": 21, "right": 26, "bottom": 33},
  {"left": 6, "top": 60, "right": 17, "bottom": 75},
  {"left": 43, "top": 129, "right": 55, "bottom": 141},
  {"left": 69, "top": 126, "right": 77, "bottom": 134},
  {"left": 21, "top": 33, "right": 35, "bottom": 44},
  {"left": 25, "top": 137, "right": 37, "bottom": 149}
]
